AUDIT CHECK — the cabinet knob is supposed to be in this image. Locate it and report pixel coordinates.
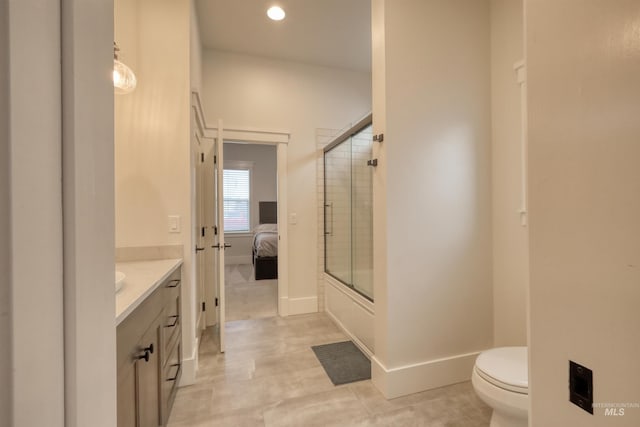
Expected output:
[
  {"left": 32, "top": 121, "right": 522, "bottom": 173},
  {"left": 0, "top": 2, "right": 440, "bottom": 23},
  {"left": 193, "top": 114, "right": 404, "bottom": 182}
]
[{"left": 136, "top": 343, "right": 153, "bottom": 362}]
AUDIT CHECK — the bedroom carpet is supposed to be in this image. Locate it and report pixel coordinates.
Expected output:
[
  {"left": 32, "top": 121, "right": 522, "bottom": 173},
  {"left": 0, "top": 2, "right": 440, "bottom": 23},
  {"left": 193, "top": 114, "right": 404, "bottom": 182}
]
[{"left": 311, "top": 341, "right": 371, "bottom": 386}]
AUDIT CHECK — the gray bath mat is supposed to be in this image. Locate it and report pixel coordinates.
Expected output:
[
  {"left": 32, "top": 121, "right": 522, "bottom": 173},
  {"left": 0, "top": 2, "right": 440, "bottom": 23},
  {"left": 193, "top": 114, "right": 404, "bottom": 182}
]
[{"left": 311, "top": 341, "right": 371, "bottom": 385}]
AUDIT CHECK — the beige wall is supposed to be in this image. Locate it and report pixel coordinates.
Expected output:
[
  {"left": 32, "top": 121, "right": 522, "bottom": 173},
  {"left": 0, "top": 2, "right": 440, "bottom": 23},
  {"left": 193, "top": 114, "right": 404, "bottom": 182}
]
[
  {"left": 190, "top": 0, "right": 202, "bottom": 92},
  {"left": 114, "top": 0, "right": 196, "bottom": 377},
  {"left": 115, "top": 0, "right": 190, "bottom": 249},
  {"left": 527, "top": 1, "right": 640, "bottom": 425},
  {"left": 61, "top": 0, "right": 116, "bottom": 423},
  {"left": 372, "top": 0, "right": 493, "bottom": 398},
  {"left": 0, "top": 1, "right": 10, "bottom": 424},
  {"left": 371, "top": 0, "right": 389, "bottom": 366},
  {"left": 7, "top": 1, "right": 116, "bottom": 425},
  {"left": 8, "top": 1, "right": 66, "bottom": 425},
  {"left": 490, "top": 0, "right": 527, "bottom": 346},
  {"left": 201, "top": 50, "right": 371, "bottom": 302}
]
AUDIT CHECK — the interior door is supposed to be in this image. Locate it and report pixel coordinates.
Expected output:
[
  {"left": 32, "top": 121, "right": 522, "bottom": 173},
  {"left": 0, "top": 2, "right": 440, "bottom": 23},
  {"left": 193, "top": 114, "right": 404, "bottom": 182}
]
[
  {"left": 194, "top": 133, "right": 206, "bottom": 334},
  {"left": 203, "top": 141, "right": 216, "bottom": 328},
  {"left": 213, "top": 120, "right": 227, "bottom": 352}
]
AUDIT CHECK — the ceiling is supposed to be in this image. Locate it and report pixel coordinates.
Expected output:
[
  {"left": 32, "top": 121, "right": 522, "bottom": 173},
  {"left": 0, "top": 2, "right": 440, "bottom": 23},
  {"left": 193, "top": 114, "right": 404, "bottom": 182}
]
[{"left": 195, "top": 0, "right": 372, "bottom": 72}]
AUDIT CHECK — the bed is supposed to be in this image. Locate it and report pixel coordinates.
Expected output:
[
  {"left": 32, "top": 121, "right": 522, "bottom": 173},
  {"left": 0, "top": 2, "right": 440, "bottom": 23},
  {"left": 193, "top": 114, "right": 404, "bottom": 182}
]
[{"left": 253, "top": 201, "right": 278, "bottom": 280}]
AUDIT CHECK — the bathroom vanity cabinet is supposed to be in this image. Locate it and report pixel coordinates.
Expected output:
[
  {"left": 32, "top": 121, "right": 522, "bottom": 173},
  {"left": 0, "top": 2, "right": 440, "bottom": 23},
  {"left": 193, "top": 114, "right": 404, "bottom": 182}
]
[{"left": 117, "top": 266, "right": 182, "bottom": 427}]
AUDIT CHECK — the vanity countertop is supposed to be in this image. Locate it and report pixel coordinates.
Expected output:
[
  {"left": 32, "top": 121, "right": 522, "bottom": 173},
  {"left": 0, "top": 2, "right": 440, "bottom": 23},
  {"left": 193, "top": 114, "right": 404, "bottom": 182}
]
[{"left": 115, "top": 258, "right": 183, "bottom": 325}]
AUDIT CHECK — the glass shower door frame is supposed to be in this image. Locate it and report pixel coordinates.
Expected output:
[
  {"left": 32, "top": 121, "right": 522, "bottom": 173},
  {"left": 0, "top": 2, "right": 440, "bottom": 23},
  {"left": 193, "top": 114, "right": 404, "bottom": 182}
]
[{"left": 323, "top": 113, "right": 373, "bottom": 302}]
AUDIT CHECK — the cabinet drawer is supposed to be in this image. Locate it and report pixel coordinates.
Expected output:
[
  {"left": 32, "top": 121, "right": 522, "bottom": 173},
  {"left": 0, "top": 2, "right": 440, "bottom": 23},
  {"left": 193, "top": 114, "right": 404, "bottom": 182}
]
[
  {"left": 160, "top": 340, "right": 181, "bottom": 425},
  {"left": 163, "top": 269, "right": 181, "bottom": 297},
  {"left": 162, "top": 290, "right": 181, "bottom": 365},
  {"left": 117, "top": 264, "right": 182, "bottom": 427}
]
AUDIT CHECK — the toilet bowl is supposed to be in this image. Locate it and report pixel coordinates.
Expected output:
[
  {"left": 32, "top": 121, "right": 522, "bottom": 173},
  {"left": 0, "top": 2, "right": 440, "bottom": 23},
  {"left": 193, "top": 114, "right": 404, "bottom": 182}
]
[{"left": 471, "top": 346, "right": 528, "bottom": 427}]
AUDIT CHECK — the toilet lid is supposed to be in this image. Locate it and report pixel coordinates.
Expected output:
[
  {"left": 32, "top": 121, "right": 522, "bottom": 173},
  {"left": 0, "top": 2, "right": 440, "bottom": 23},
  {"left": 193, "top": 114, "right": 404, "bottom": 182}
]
[{"left": 475, "top": 347, "right": 528, "bottom": 393}]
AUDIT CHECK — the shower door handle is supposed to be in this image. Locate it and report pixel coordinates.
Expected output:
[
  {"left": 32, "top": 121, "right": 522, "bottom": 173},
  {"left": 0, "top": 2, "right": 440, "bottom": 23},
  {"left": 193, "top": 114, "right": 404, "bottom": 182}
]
[{"left": 324, "top": 202, "right": 333, "bottom": 236}]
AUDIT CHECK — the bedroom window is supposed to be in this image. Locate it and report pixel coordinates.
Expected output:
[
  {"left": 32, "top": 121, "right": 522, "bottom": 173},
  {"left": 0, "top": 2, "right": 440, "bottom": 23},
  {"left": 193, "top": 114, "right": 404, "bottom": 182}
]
[{"left": 223, "top": 168, "right": 251, "bottom": 232}]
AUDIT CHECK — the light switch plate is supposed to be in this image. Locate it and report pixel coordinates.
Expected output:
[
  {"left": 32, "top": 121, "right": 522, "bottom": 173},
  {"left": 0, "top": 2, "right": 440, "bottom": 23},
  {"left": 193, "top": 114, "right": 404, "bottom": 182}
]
[
  {"left": 289, "top": 213, "right": 297, "bottom": 225},
  {"left": 168, "top": 215, "right": 181, "bottom": 233}
]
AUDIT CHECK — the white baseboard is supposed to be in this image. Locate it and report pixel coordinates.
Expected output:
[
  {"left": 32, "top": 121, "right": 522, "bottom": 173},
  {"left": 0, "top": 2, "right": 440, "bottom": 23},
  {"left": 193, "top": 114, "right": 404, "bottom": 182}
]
[
  {"left": 179, "top": 340, "right": 199, "bottom": 387},
  {"left": 196, "top": 311, "right": 205, "bottom": 334},
  {"left": 225, "top": 255, "right": 252, "bottom": 265},
  {"left": 284, "top": 296, "right": 318, "bottom": 316},
  {"left": 278, "top": 296, "right": 289, "bottom": 317},
  {"left": 371, "top": 351, "right": 480, "bottom": 399}
]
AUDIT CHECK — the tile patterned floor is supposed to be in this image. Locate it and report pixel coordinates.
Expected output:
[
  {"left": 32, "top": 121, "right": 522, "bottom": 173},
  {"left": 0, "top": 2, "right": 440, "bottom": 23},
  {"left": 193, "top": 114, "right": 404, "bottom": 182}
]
[
  {"left": 167, "top": 313, "right": 491, "bottom": 427},
  {"left": 225, "top": 264, "right": 278, "bottom": 321}
]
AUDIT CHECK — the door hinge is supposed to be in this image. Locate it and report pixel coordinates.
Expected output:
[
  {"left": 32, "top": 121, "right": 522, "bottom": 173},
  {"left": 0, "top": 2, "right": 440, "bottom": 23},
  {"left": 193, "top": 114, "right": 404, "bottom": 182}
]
[
  {"left": 373, "top": 133, "right": 384, "bottom": 142},
  {"left": 202, "top": 302, "right": 206, "bottom": 312},
  {"left": 214, "top": 225, "right": 218, "bottom": 235},
  {"left": 201, "top": 226, "right": 206, "bottom": 237},
  {"left": 200, "top": 152, "right": 204, "bottom": 163},
  {"left": 214, "top": 155, "right": 217, "bottom": 164},
  {"left": 215, "top": 297, "right": 219, "bottom": 307}
]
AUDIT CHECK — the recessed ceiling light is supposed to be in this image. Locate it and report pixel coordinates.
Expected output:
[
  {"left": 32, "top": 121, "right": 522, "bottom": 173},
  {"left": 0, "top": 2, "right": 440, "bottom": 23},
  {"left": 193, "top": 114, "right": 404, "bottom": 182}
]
[{"left": 267, "top": 5, "right": 285, "bottom": 21}]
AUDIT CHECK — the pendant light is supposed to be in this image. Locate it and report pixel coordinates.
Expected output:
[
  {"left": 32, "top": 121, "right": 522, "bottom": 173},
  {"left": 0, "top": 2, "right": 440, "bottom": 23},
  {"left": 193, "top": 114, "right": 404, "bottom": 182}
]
[{"left": 113, "top": 42, "right": 137, "bottom": 95}]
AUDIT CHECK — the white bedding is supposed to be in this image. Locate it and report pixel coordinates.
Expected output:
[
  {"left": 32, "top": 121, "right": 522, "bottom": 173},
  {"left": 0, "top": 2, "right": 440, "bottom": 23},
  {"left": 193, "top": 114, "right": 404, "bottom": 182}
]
[{"left": 253, "top": 224, "right": 278, "bottom": 257}]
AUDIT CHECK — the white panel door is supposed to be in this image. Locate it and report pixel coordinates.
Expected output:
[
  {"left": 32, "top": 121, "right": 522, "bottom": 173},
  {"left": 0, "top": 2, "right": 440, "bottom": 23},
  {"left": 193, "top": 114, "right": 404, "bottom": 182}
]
[
  {"left": 213, "top": 120, "right": 227, "bottom": 352},
  {"left": 194, "top": 124, "right": 206, "bottom": 334}
]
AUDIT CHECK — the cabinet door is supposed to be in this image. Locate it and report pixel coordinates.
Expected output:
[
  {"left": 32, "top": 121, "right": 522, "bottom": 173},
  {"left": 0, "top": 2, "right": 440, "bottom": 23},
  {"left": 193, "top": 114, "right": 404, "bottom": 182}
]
[
  {"left": 137, "top": 322, "right": 161, "bottom": 427},
  {"left": 117, "top": 358, "right": 137, "bottom": 427}
]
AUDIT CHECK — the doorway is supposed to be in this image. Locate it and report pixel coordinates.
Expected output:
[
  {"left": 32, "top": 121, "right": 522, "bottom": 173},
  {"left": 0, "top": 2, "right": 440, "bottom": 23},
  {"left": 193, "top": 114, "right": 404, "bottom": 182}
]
[
  {"left": 191, "top": 93, "right": 290, "bottom": 353},
  {"left": 222, "top": 143, "right": 279, "bottom": 321}
]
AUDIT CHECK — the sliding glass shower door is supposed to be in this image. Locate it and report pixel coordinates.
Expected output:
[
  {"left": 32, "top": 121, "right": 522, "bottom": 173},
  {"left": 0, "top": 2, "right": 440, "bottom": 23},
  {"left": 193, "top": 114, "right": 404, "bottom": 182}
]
[
  {"left": 324, "top": 117, "right": 373, "bottom": 301},
  {"left": 324, "top": 138, "right": 352, "bottom": 285},
  {"left": 350, "top": 124, "right": 373, "bottom": 298}
]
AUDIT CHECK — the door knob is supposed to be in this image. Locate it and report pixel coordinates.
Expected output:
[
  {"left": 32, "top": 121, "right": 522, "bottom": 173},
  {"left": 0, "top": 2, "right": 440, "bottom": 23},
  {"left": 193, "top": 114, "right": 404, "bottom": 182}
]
[{"left": 195, "top": 246, "right": 205, "bottom": 252}]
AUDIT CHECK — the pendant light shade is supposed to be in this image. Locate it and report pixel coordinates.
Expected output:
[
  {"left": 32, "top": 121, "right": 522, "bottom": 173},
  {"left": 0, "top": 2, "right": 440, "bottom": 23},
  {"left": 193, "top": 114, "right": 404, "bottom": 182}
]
[{"left": 113, "top": 42, "right": 137, "bottom": 95}]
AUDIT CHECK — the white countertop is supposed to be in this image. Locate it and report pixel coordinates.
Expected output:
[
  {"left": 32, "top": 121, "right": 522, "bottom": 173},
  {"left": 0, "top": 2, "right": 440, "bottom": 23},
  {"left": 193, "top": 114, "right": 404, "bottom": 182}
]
[{"left": 115, "top": 258, "right": 183, "bottom": 326}]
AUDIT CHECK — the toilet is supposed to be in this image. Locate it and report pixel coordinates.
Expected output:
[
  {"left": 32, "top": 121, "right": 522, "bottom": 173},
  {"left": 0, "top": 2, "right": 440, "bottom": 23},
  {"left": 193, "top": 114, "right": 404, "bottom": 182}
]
[{"left": 471, "top": 347, "right": 529, "bottom": 427}]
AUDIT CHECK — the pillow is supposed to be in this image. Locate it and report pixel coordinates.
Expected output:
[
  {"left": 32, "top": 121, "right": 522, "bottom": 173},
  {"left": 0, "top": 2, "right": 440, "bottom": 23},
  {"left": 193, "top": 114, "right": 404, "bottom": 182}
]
[{"left": 254, "top": 223, "right": 277, "bottom": 233}]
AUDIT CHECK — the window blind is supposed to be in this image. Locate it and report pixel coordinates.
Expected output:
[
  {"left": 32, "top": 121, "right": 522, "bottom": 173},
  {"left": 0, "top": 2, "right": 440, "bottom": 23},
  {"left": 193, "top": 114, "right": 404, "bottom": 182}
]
[{"left": 223, "top": 169, "right": 250, "bottom": 232}]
